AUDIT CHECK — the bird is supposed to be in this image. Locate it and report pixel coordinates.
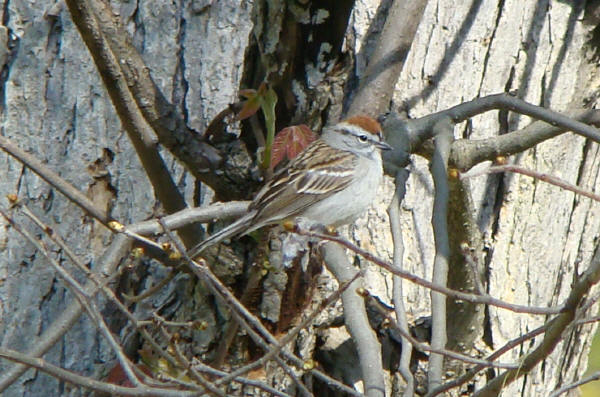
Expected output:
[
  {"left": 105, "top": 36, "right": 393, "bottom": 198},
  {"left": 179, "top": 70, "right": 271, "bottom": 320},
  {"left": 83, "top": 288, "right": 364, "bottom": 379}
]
[{"left": 188, "top": 115, "right": 392, "bottom": 258}]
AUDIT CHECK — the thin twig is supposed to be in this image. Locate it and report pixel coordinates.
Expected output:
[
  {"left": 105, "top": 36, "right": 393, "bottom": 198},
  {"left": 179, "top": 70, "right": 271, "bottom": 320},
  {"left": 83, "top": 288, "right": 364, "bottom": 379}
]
[
  {"left": 549, "top": 370, "right": 600, "bottom": 397},
  {"left": 157, "top": 219, "right": 317, "bottom": 397},
  {"left": 121, "top": 269, "right": 178, "bottom": 302},
  {"left": 292, "top": 228, "right": 560, "bottom": 315},
  {"left": 0, "top": 134, "right": 111, "bottom": 225},
  {"left": 155, "top": 320, "right": 225, "bottom": 396},
  {"left": 0, "top": 348, "right": 198, "bottom": 397},
  {"left": 473, "top": 242, "right": 600, "bottom": 396},
  {"left": 214, "top": 269, "right": 362, "bottom": 388},
  {"left": 0, "top": 233, "right": 132, "bottom": 391},
  {"left": 0, "top": 201, "right": 248, "bottom": 392},
  {"left": 17, "top": 203, "right": 177, "bottom": 386},
  {"left": 193, "top": 360, "right": 293, "bottom": 397},
  {"left": 461, "top": 164, "right": 600, "bottom": 202},
  {"left": 0, "top": 209, "right": 142, "bottom": 388},
  {"left": 363, "top": 291, "right": 518, "bottom": 369},
  {"left": 426, "top": 324, "right": 547, "bottom": 396}
]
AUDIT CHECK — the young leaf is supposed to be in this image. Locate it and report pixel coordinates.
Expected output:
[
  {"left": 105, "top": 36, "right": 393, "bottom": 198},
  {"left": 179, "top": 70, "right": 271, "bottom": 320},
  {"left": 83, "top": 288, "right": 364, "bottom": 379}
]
[
  {"left": 260, "top": 85, "right": 278, "bottom": 170},
  {"left": 271, "top": 124, "right": 316, "bottom": 168},
  {"left": 236, "top": 93, "right": 261, "bottom": 121},
  {"left": 236, "top": 84, "right": 267, "bottom": 120}
]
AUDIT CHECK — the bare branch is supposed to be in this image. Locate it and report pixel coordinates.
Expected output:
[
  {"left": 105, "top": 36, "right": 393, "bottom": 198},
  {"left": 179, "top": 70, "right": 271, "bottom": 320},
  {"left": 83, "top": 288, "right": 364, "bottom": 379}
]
[
  {"left": 132, "top": 202, "right": 250, "bottom": 235},
  {"left": 0, "top": 134, "right": 111, "bottom": 225},
  {"left": 0, "top": 201, "right": 247, "bottom": 391},
  {"left": 64, "top": 0, "right": 202, "bottom": 247},
  {"left": 426, "top": 324, "right": 547, "bottom": 397},
  {"left": 549, "top": 370, "right": 600, "bottom": 397},
  {"left": 428, "top": 117, "right": 454, "bottom": 390},
  {"left": 292, "top": 227, "right": 560, "bottom": 315},
  {"left": 210, "top": 265, "right": 361, "bottom": 390},
  {"left": 462, "top": 163, "right": 600, "bottom": 202},
  {"left": 0, "top": 232, "right": 131, "bottom": 391},
  {"left": 348, "top": 0, "right": 428, "bottom": 116},
  {"left": 192, "top": 361, "right": 294, "bottom": 397},
  {"left": 158, "top": 219, "right": 320, "bottom": 397},
  {"left": 451, "top": 108, "right": 600, "bottom": 170},
  {"left": 155, "top": 321, "right": 225, "bottom": 396},
  {"left": 384, "top": 95, "right": 600, "bottom": 170},
  {"left": 321, "top": 242, "right": 386, "bottom": 397},
  {"left": 387, "top": 169, "right": 415, "bottom": 396},
  {"left": 473, "top": 241, "right": 600, "bottom": 396},
  {"left": 63, "top": 0, "right": 222, "bottom": 177},
  {"left": 363, "top": 291, "right": 518, "bottom": 369},
  {"left": 0, "top": 348, "right": 197, "bottom": 397},
  {"left": 0, "top": 209, "right": 141, "bottom": 388},
  {"left": 121, "top": 270, "right": 178, "bottom": 303}
]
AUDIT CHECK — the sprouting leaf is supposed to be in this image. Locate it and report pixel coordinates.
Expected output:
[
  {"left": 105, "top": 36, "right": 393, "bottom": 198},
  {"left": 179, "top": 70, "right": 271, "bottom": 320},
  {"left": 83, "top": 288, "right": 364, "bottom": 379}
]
[
  {"left": 260, "top": 85, "right": 278, "bottom": 170},
  {"left": 236, "top": 83, "right": 272, "bottom": 122},
  {"left": 238, "top": 89, "right": 257, "bottom": 99},
  {"left": 236, "top": 93, "right": 261, "bottom": 121},
  {"left": 271, "top": 124, "right": 316, "bottom": 167},
  {"left": 235, "top": 83, "right": 281, "bottom": 171}
]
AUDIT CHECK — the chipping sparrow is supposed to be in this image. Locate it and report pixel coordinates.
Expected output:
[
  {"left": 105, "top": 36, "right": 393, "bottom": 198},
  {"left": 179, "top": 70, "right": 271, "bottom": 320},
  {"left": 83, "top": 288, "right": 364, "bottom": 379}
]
[{"left": 188, "top": 115, "right": 391, "bottom": 257}]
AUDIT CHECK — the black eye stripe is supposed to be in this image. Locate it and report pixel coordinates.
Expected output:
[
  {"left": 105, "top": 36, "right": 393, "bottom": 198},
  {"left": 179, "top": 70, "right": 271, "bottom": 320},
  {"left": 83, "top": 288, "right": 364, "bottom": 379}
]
[{"left": 337, "top": 126, "right": 383, "bottom": 143}]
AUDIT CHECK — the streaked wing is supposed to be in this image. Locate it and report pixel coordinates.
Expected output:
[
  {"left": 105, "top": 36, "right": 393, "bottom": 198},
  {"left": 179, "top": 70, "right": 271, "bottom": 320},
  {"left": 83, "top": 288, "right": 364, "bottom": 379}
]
[{"left": 250, "top": 140, "right": 357, "bottom": 225}]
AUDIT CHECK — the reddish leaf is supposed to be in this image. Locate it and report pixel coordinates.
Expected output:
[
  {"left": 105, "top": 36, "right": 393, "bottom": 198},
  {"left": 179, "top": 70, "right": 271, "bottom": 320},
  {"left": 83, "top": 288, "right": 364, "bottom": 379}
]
[
  {"left": 236, "top": 94, "right": 261, "bottom": 120},
  {"left": 271, "top": 124, "right": 316, "bottom": 167},
  {"left": 238, "top": 88, "right": 257, "bottom": 99},
  {"left": 105, "top": 362, "right": 131, "bottom": 387},
  {"left": 105, "top": 362, "right": 153, "bottom": 387},
  {"left": 256, "top": 82, "right": 268, "bottom": 96},
  {"left": 236, "top": 83, "right": 270, "bottom": 121}
]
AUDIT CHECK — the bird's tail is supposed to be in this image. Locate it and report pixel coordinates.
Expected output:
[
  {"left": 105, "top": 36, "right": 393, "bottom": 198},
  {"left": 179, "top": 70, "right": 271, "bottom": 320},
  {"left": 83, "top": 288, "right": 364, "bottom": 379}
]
[{"left": 187, "top": 213, "right": 254, "bottom": 259}]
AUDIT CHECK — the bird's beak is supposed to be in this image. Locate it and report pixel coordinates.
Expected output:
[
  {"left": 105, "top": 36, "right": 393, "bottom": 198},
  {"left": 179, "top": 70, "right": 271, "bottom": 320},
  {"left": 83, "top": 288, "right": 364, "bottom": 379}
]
[{"left": 375, "top": 141, "right": 393, "bottom": 151}]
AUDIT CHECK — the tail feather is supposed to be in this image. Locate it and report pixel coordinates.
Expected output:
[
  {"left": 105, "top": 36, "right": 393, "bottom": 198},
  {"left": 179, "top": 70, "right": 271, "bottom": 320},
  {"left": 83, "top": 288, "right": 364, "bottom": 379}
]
[{"left": 187, "top": 213, "right": 254, "bottom": 258}]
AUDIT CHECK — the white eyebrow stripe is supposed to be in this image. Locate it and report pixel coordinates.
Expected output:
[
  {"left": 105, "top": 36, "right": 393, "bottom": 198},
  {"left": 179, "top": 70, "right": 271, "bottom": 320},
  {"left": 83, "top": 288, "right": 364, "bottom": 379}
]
[{"left": 337, "top": 124, "right": 383, "bottom": 142}]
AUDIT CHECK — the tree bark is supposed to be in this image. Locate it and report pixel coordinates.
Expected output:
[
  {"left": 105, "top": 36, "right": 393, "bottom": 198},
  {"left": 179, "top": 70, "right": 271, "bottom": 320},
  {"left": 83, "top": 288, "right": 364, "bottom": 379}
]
[{"left": 0, "top": 1, "right": 598, "bottom": 396}]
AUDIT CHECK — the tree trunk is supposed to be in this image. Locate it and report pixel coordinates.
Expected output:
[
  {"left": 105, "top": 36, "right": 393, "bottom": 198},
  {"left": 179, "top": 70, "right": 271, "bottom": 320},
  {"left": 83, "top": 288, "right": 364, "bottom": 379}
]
[{"left": 0, "top": 1, "right": 598, "bottom": 396}]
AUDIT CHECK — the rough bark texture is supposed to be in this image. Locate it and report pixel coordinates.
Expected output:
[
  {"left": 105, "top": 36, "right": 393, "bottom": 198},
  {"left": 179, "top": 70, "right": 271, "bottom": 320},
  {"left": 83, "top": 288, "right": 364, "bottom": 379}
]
[
  {"left": 0, "top": 1, "right": 252, "bottom": 395},
  {"left": 0, "top": 1, "right": 598, "bottom": 396},
  {"left": 387, "top": 1, "right": 600, "bottom": 395}
]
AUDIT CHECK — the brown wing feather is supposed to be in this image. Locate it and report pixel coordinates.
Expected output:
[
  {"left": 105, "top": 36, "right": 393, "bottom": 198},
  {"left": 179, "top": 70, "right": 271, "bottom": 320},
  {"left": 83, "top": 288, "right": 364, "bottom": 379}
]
[{"left": 249, "top": 140, "right": 356, "bottom": 226}]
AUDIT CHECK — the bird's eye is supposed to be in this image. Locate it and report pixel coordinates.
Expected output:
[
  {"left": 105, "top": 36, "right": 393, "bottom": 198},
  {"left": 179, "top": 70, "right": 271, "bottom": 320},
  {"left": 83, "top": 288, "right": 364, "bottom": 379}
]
[{"left": 358, "top": 134, "right": 368, "bottom": 142}]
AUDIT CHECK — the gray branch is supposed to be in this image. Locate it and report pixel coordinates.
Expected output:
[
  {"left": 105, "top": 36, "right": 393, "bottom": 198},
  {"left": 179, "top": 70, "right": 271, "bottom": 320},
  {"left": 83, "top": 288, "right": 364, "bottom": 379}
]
[
  {"left": 322, "top": 242, "right": 386, "bottom": 397},
  {"left": 427, "top": 117, "right": 454, "bottom": 390},
  {"left": 387, "top": 170, "right": 414, "bottom": 396},
  {"left": 384, "top": 93, "right": 600, "bottom": 171},
  {"left": 348, "top": 0, "right": 428, "bottom": 117}
]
